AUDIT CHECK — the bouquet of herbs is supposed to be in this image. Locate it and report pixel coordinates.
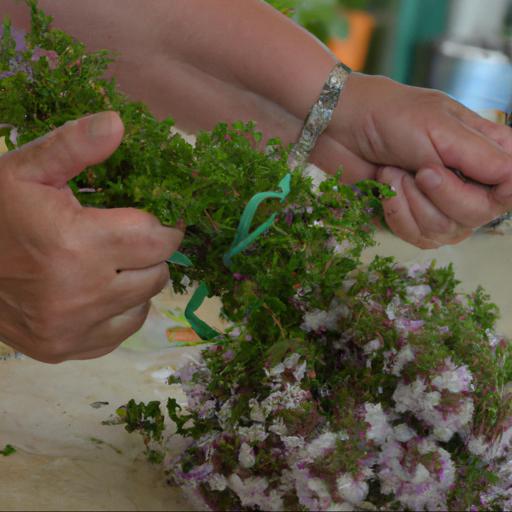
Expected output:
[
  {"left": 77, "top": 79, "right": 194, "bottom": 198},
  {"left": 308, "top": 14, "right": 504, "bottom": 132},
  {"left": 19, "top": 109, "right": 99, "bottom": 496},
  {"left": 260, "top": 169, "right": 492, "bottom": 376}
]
[{"left": 3, "top": 3, "right": 512, "bottom": 510}]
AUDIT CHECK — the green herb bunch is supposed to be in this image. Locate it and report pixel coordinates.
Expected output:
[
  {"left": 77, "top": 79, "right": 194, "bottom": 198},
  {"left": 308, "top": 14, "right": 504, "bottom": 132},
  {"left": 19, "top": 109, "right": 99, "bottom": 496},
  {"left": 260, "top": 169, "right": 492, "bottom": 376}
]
[{"left": 3, "top": 3, "right": 512, "bottom": 511}]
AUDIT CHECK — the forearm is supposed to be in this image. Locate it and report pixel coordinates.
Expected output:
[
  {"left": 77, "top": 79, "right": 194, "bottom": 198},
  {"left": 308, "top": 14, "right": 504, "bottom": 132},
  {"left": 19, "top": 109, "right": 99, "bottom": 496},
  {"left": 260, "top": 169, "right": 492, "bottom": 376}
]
[{"left": 2, "top": 0, "right": 369, "bottom": 178}]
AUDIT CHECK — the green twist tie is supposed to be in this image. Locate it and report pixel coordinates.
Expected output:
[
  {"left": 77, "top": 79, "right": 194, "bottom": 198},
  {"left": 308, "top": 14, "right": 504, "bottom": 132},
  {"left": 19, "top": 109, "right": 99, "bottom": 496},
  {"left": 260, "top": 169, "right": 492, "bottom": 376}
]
[
  {"left": 167, "top": 251, "right": 220, "bottom": 341},
  {"left": 223, "top": 173, "right": 291, "bottom": 267},
  {"left": 167, "top": 173, "right": 291, "bottom": 341}
]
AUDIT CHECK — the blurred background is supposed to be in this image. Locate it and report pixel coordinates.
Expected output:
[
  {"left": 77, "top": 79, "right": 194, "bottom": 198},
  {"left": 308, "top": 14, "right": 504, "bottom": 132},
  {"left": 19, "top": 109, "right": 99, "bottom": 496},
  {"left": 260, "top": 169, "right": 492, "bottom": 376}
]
[{"left": 268, "top": 0, "right": 512, "bottom": 116}]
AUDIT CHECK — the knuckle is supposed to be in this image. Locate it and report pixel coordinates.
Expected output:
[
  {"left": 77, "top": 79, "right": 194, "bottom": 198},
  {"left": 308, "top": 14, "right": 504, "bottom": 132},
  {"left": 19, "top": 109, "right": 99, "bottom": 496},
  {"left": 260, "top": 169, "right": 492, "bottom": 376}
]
[
  {"left": 421, "top": 217, "right": 458, "bottom": 238},
  {"left": 127, "top": 208, "right": 160, "bottom": 229},
  {"left": 115, "top": 208, "right": 161, "bottom": 244},
  {"left": 22, "top": 299, "right": 68, "bottom": 342},
  {"left": 37, "top": 338, "right": 72, "bottom": 363},
  {"left": 421, "top": 89, "right": 449, "bottom": 109}
]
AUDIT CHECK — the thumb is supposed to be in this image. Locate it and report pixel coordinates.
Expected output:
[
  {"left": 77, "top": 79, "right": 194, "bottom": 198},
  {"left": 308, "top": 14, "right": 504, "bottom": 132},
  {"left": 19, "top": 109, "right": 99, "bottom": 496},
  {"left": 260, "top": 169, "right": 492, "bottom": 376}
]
[{"left": 7, "top": 111, "right": 124, "bottom": 188}]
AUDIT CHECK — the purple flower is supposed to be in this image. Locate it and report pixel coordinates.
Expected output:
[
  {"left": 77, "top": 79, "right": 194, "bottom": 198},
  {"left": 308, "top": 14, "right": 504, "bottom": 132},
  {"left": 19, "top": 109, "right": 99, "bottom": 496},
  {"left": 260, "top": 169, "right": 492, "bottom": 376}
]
[
  {"left": 175, "top": 462, "right": 213, "bottom": 482},
  {"left": 395, "top": 318, "right": 424, "bottom": 334},
  {"left": 32, "top": 47, "right": 59, "bottom": 69},
  {"left": 0, "top": 26, "right": 27, "bottom": 52}
]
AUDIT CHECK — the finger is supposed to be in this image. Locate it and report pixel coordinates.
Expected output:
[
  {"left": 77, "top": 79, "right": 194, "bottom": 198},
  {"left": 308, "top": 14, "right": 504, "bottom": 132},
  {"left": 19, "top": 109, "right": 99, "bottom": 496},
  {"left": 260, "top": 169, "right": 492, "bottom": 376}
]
[
  {"left": 378, "top": 166, "right": 440, "bottom": 249},
  {"left": 104, "top": 262, "right": 170, "bottom": 317},
  {"left": 80, "top": 207, "right": 184, "bottom": 270},
  {"left": 450, "top": 105, "right": 512, "bottom": 153},
  {"left": 401, "top": 173, "right": 471, "bottom": 244},
  {"left": 6, "top": 112, "right": 124, "bottom": 188},
  {"left": 69, "top": 302, "right": 151, "bottom": 361},
  {"left": 415, "top": 165, "right": 505, "bottom": 228},
  {"left": 429, "top": 114, "right": 512, "bottom": 185}
]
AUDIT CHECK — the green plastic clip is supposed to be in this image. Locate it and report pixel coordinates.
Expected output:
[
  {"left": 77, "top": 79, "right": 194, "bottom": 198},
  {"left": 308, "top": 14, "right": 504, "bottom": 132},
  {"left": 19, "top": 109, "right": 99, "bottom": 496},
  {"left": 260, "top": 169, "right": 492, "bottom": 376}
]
[
  {"left": 167, "top": 251, "right": 219, "bottom": 341},
  {"left": 223, "top": 173, "right": 291, "bottom": 267}
]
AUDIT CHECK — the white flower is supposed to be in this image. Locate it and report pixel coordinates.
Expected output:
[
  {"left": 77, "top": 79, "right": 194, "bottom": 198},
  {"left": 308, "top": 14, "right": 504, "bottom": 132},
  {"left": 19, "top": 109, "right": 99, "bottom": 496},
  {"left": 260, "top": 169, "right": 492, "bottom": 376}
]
[
  {"left": 411, "top": 463, "right": 430, "bottom": 484},
  {"left": 197, "top": 399, "right": 216, "bottom": 419},
  {"left": 377, "top": 437, "right": 455, "bottom": 511},
  {"left": 208, "top": 473, "right": 227, "bottom": 491},
  {"left": 385, "top": 296, "right": 401, "bottom": 320},
  {"left": 467, "top": 435, "right": 488, "bottom": 457},
  {"left": 326, "top": 236, "right": 352, "bottom": 255},
  {"left": 485, "top": 425, "right": 512, "bottom": 462},
  {"left": 239, "top": 442, "right": 256, "bottom": 469},
  {"left": 393, "top": 423, "right": 416, "bottom": 443},
  {"left": 261, "top": 383, "right": 309, "bottom": 414},
  {"left": 390, "top": 345, "right": 415, "bottom": 376},
  {"left": 269, "top": 362, "right": 285, "bottom": 377},
  {"left": 431, "top": 361, "right": 473, "bottom": 393},
  {"left": 336, "top": 473, "right": 369, "bottom": 504},
  {"left": 301, "top": 299, "right": 349, "bottom": 332},
  {"left": 393, "top": 375, "right": 474, "bottom": 442},
  {"left": 293, "top": 361, "right": 307, "bottom": 382},
  {"left": 405, "top": 284, "right": 432, "bottom": 304},
  {"left": 282, "top": 435, "right": 305, "bottom": 451},
  {"left": 180, "top": 275, "right": 191, "bottom": 288},
  {"left": 307, "top": 432, "right": 338, "bottom": 459},
  {"left": 363, "top": 338, "right": 381, "bottom": 355},
  {"left": 307, "top": 478, "right": 333, "bottom": 509},
  {"left": 284, "top": 352, "right": 301, "bottom": 368},
  {"left": 270, "top": 353, "right": 307, "bottom": 382},
  {"left": 364, "top": 403, "right": 393, "bottom": 444},
  {"left": 238, "top": 423, "right": 268, "bottom": 443},
  {"left": 249, "top": 398, "right": 267, "bottom": 423},
  {"left": 268, "top": 417, "right": 287, "bottom": 437},
  {"left": 486, "top": 328, "right": 502, "bottom": 348},
  {"left": 228, "top": 474, "right": 283, "bottom": 511},
  {"left": 217, "top": 397, "right": 236, "bottom": 429}
]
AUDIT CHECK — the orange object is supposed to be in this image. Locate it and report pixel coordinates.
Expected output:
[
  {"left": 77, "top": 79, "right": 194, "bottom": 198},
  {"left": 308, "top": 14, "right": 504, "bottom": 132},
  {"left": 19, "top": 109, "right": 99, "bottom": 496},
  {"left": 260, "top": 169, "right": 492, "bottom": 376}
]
[
  {"left": 328, "top": 10, "right": 376, "bottom": 72},
  {"left": 166, "top": 326, "right": 201, "bottom": 343}
]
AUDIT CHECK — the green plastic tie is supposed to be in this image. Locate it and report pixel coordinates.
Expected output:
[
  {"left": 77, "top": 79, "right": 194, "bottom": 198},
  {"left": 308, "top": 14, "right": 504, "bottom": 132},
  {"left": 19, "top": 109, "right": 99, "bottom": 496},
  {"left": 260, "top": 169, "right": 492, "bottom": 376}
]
[
  {"left": 167, "top": 251, "right": 193, "bottom": 267},
  {"left": 184, "top": 282, "right": 220, "bottom": 341},
  {"left": 167, "top": 251, "right": 219, "bottom": 341},
  {"left": 167, "top": 170, "right": 291, "bottom": 342},
  {"left": 223, "top": 173, "right": 291, "bottom": 267}
]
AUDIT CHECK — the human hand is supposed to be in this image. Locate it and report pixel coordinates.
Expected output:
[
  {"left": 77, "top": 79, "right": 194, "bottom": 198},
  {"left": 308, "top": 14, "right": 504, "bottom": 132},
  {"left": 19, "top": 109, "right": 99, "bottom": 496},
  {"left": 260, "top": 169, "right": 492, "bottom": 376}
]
[
  {"left": 0, "top": 112, "right": 183, "bottom": 363},
  {"left": 334, "top": 73, "right": 512, "bottom": 248}
]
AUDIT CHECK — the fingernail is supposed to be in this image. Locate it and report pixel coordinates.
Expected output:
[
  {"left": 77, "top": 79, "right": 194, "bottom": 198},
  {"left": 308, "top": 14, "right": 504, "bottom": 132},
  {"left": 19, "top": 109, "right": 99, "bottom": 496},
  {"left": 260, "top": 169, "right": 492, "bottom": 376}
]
[
  {"left": 418, "top": 168, "right": 442, "bottom": 189},
  {"left": 87, "top": 112, "right": 118, "bottom": 140}
]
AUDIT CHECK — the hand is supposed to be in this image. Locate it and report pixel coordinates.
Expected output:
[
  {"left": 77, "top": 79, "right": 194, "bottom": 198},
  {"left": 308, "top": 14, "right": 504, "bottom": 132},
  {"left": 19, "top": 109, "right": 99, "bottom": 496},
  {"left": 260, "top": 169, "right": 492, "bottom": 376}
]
[
  {"left": 334, "top": 73, "right": 512, "bottom": 248},
  {"left": 0, "top": 112, "right": 183, "bottom": 363}
]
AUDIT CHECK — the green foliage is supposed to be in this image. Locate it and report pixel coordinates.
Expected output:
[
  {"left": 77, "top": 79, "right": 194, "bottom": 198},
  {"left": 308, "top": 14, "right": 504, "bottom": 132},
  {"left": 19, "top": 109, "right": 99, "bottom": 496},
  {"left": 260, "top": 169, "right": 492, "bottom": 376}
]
[
  {"left": 293, "top": 0, "right": 348, "bottom": 43},
  {"left": 264, "top": 0, "right": 297, "bottom": 17},
  {"left": 4, "top": 4, "right": 512, "bottom": 509},
  {"left": 0, "top": 444, "right": 16, "bottom": 456},
  {"left": 0, "top": 2, "right": 387, "bottom": 347}
]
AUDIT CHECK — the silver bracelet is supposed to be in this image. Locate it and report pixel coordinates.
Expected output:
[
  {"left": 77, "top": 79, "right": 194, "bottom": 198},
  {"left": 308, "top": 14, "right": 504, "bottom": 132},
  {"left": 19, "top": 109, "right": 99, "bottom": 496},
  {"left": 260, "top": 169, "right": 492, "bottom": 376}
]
[{"left": 289, "top": 62, "right": 352, "bottom": 169}]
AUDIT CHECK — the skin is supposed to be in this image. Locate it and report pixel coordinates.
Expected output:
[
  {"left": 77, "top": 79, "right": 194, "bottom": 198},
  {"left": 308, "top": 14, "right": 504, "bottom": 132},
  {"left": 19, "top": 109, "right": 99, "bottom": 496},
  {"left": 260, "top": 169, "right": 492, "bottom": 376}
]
[
  {"left": 0, "top": 112, "right": 182, "bottom": 363},
  {"left": 1, "top": 0, "right": 512, "bottom": 361}
]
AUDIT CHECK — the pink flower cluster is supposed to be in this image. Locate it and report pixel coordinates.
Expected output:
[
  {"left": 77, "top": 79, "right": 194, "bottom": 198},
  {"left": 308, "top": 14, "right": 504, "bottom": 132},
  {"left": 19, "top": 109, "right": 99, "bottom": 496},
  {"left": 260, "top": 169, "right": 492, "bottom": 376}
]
[{"left": 164, "top": 260, "right": 512, "bottom": 511}]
